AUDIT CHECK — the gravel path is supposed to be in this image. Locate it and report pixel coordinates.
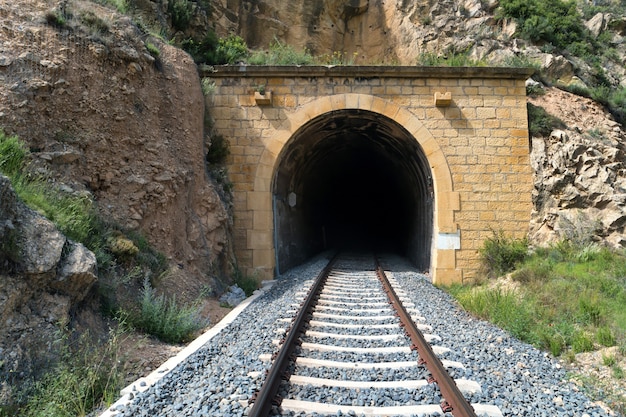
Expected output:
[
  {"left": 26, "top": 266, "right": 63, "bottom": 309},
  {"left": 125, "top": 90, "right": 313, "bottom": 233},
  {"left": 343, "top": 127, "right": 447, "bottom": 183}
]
[{"left": 113, "top": 253, "right": 614, "bottom": 417}]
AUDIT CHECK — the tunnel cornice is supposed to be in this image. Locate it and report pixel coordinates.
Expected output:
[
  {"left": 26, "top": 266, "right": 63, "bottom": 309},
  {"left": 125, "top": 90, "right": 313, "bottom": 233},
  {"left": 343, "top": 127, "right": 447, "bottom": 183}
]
[{"left": 202, "top": 64, "right": 536, "bottom": 80}]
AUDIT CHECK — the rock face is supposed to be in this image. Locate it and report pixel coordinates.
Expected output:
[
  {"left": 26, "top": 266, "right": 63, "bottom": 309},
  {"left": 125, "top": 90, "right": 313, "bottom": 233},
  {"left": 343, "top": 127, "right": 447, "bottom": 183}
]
[
  {"left": 0, "top": 175, "right": 97, "bottom": 392},
  {"left": 200, "top": 0, "right": 626, "bottom": 87},
  {"left": 0, "top": 0, "right": 233, "bottom": 288},
  {"left": 529, "top": 89, "right": 626, "bottom": 248}
]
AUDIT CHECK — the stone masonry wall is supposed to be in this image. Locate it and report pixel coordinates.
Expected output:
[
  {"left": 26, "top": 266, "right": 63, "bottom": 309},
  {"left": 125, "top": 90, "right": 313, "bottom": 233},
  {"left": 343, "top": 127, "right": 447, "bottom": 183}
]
[{"left": 205, "top": 66, "right": 533, "bottom": 284}]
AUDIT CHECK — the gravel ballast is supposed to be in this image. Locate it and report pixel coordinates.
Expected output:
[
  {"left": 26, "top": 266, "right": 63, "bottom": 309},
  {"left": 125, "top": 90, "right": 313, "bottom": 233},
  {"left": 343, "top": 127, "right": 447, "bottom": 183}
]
[{"left": 113, "top": 253, "right": 614, "bottom": 417}]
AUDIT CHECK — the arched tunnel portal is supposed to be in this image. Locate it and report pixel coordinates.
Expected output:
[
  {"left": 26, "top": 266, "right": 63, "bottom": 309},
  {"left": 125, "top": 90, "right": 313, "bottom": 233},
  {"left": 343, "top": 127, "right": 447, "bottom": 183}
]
[{"left": 273, "top": 109, "right": 433, "bottom": 274}]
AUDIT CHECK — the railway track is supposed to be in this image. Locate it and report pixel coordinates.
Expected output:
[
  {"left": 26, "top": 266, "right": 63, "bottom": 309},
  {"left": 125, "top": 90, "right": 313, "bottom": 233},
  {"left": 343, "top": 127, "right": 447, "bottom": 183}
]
[{"left": 248, "top": 254, "right": 503, "bottom": 417}]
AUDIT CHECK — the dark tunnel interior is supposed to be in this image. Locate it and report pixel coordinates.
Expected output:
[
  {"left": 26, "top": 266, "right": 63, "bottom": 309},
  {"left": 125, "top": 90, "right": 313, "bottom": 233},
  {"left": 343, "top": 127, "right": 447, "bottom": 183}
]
[{"left": 273, "top": 109, "right": 433, "bottom": 274}]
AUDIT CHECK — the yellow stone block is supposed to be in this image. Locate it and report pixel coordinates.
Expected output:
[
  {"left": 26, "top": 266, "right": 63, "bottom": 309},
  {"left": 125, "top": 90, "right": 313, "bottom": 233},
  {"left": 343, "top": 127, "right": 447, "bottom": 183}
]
[
  {"left": 253, "top": 210, "right": 273, "bottom": 231},
  {"left": 247, "top": 191, "right": 271, "bottom": 211},
  {"left": 345, "top": 93, "right": 360, "bottom": 109},
  {"left": 252, "top": 248, "right": 275, "bottom": 268},
  {"left": 437, "top": 249, "right": 457, "bottom": 270},
  {"left": 370, "top": 97, "right": 387, "bottom": 114},
  {"left": 330, "top": 94, "right": 347, "bottom": 110},
  {"left": 433, "top": 268, "right": 462, "bottom": 285},
  {"left": 358, "top": 94, "right": 374, "bottom": 111},
  {"left": 247, "top": 230, "right": 272, "bottom": 250}
]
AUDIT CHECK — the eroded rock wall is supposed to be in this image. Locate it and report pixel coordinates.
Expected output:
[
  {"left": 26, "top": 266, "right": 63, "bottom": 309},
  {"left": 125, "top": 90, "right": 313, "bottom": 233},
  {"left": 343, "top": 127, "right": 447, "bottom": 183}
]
[
  {"left": 0, "top": 1, "right": 233, "bottom": 286},
  {"left": 0, "top": 175, "right": 97, "bottom": 394}
]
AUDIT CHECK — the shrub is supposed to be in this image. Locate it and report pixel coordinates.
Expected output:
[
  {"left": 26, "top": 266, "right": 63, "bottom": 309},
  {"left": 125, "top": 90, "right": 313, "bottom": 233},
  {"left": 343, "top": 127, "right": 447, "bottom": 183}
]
[
  {"left": 597, "top": 326, "right": 616, "bottom": 347},
  {"left": 572, "top": 330, "right": 595, "bottom": 353},
  {"left": 45, "top": 10, "right": 67, "bottom": 28},
  {"left": 497, "top": 0, "right": 588, "bottom": 54},
  {"left": 206, "top": 133, "right": 229, "bottom": 165},
  {"left": 479, "top": 230, "right": 528, "bottom": 277},
  {"left": 129, "top": 278, "right": 207, "bottom": 343},
  {"left": 527, "top": 103, "right": 566, "bottom": 137},
  {"left": 215, "top": 34, "right": 248, "bottom": 64},
  {"left": 169, "top": 0, "right": 193, "bottom": 31}
]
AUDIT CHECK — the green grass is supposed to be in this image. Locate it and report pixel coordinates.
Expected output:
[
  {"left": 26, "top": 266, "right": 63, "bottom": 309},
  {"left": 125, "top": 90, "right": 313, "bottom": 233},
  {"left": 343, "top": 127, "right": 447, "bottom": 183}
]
[
  {"left": 448, "top": 238, "right": 626, "bottom": 361},
  {"left": 233, "top": 269, "right": 259, "bottom": 297},
  {"left": 17, "top": 325, "right": 125, "bottom": 417},
  {"left": 416, "top": 50, "right": 487, "bottom": 67},
  {"left": 248, "top": 39, "right": 315, "bottom": 65}
]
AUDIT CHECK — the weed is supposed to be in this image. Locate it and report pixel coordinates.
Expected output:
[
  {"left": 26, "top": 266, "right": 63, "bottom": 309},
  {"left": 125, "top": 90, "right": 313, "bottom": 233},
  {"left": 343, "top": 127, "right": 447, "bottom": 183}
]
[
  {"left": 201, "top": 78, "right": 215, "bottom": 95},
  {"left": 416, "top": 50, "right": 486, "bottom": 67},
  {"left": 613, "top": 365, "right": 625, "bottom": 379},
  {"left": 233, "top": 269, "right": 258, "bottom": 297},
  {"left": 587, "top": 128, "right": 607, "bottom": 142},
  {"left": 479, "top": 230, "right": 528, "bottom": 277},
  {"left": 128, "top": 277, "right": 207, "bottom": 343},
  {"left": 596, "top": 326, "right": 616, "bottom": 347},
  {"left": 572, "top": 331, "right": 595, "bottom": 353},
  {"left": 603, "top": 353, "right": 617, "bottom": 367},
  {"left": 316, "top": 51, "right": 358, "bottom": 66},
  {"left": 0, "top": 130, "right": 27, "bottom": 177},
  {"left": 248, "top": 39, "right": 314, "bottom": 65},
  {"left": 93, "top": 0, "right": 129, "bottom": 13},
  {"left": 80, "top": 11, "right": 109, "bottom": 34},
  {"left": 21, "top": 324, "right": 124, "bottom": 417}
]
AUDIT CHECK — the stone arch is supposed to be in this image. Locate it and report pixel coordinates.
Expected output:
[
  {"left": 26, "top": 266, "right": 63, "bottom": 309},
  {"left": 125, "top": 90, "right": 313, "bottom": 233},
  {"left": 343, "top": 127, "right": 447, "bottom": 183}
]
[{"left": 251, "top": 93, "right": 459, "bottom": 283}]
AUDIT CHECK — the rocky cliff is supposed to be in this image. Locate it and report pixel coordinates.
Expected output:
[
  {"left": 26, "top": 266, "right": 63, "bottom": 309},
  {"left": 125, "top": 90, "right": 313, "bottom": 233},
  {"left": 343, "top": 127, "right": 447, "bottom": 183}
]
[
  {"left": 0, "top": 174, "right": 98, "bottom": 389},
  {"left": 0, "top": 0, "right": 233, "bottom": 283},
  {"left": 0, "top": 0, "right": 234, "bottom": 393}
]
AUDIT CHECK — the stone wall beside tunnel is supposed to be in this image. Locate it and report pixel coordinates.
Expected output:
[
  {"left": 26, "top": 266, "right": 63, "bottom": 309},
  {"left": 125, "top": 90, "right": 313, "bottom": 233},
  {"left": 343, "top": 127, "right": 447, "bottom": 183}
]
[{"left": 205, "top": 66, "right": 534, "bottom": 284}]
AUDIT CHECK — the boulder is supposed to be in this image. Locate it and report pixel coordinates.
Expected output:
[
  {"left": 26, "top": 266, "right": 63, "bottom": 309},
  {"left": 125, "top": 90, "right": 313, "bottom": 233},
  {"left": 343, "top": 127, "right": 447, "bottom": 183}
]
[{"left": 0, "top": 175, "right": 98, "bottom": 298}]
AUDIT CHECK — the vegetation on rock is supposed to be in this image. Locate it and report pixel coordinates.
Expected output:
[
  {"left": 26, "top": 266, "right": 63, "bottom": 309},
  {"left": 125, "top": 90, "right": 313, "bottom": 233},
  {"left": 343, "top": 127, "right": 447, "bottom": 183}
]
[{"left": 448, "top": 236, "right": 626, "bottom": 413}]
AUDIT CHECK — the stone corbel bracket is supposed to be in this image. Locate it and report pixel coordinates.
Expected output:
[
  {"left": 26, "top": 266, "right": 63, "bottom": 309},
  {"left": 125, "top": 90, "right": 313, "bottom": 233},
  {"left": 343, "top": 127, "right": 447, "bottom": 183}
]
[
  {"left": 255, "top": 91, "right": 272, "bottom": 106},
  {"left": 434, "top": 91, "right": 452, "bottom": 107}
]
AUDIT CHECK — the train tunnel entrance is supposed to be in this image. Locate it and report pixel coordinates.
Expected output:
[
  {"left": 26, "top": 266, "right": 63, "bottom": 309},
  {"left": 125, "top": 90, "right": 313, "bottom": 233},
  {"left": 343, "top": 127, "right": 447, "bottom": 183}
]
[{"left": 273, "top": 109, "right": 434, "bottom": 274}]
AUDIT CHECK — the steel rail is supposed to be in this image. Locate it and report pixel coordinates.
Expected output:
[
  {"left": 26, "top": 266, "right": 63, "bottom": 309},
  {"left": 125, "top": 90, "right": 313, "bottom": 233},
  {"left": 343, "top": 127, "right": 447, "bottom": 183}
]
[
  {"left": 375, "top": 259, "right": 478, "bottom": 417},
  {"left": 247, "top": 255, "right": 337, "bottom": 417}
]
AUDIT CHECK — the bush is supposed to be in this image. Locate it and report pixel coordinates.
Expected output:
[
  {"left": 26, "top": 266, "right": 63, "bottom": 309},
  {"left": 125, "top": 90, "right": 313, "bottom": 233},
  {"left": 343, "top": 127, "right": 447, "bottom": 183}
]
[
  {"left": 527, "top": 103, "right": 566, "bottom": 137},
  {"left": 497, "top": 0, "right": 588, "bottom": 54},
  {"left": 169, "top": 0, "right": 193, "bottom": 31},
  {"left": 479, "top": 230, "right": 528, "bottom": 277},
  {"left": 206, "top": 133, "right": 230, "bottom": 165},
  {"left": 233, "top": 269, "right": 259, "bottom": 297},
  {"left": 215, "top": 34, "right": 248, "bottom": 64},
  {"left": 129, "top": 278, "right": 207, "bottom": 343}
]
